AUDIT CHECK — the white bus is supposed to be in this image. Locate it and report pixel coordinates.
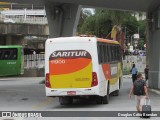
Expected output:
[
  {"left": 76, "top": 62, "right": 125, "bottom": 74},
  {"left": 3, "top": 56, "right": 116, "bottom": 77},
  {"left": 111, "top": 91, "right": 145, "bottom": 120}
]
[{"left": 45, "top": 36, "right": 122, "bottom": 105}]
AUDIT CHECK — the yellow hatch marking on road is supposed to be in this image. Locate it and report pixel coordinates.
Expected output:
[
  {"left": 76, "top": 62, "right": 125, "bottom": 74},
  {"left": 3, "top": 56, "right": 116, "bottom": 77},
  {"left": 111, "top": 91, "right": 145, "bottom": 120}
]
[{"left": 32, "top": 97, "right": 53, "bottom": 109}]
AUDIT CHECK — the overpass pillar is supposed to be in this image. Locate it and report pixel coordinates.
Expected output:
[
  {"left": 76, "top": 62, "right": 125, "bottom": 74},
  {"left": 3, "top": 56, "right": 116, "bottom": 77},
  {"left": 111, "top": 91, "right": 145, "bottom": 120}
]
[
  {"left": 45, "top": 2, "right": 82, "bottom": 38},
  {"left": 147, "top": 8, "right": 160, "bottom": 89}
]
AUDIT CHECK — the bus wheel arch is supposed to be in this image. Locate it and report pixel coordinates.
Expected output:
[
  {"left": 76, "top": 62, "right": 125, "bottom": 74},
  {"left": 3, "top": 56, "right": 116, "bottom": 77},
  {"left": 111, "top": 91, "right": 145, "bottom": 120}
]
[
  {"left": 102, "top": 81, "right": 110, "bottom": 104},
  {"left": 119, "top": 77, "right": 121, "bottom": 89},
  {"left": 113, "top": 78, "right": 120, "bottom": 96}
]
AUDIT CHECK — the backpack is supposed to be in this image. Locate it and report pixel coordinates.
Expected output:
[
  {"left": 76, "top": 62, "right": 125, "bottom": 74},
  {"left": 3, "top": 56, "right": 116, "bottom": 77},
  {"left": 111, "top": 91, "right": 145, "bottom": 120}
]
[{"left": 133, "top": 80, "right": 145, "bottom": 95}]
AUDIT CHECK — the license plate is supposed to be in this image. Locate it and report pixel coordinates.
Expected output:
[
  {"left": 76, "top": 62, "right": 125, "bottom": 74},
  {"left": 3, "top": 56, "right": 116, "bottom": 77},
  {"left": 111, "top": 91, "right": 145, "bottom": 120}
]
[{"left": 67, "top": 91, "right": 76, "bottom": 95}]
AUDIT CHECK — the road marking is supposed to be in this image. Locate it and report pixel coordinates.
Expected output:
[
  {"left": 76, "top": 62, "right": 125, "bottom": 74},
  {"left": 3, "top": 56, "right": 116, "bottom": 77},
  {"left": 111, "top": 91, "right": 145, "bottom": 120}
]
[
  {"left": 32, "top": 97, "right": 53, "bottom": 109},
  {"left": 0, "top": 79, "right": 10, "bottom": 81}
]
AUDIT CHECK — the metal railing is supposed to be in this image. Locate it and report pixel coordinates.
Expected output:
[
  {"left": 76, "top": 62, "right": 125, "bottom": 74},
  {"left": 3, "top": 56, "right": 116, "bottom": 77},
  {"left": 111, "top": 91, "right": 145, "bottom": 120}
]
[
  {"left": 1, "top": 9, "right": 46, "bottom": 16},
  {"left": 0, "top": 12, "right": 48, "bottom": 24},
  {"left": 11, "top": 15, "right": 48, "bottom": 24},
  {"left": 24, "top": 54, "right": 45, "bottom": 69}
]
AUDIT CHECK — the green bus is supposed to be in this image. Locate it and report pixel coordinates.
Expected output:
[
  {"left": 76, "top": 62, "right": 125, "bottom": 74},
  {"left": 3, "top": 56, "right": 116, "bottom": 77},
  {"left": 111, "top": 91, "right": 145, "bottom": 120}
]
[{"left": 0, "top": 45, "right": 24, "bottom": 76}]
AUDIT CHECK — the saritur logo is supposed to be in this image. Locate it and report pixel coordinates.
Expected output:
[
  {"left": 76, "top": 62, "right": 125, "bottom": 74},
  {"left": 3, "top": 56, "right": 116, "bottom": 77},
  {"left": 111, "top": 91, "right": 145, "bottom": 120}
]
[
  {"left": 49, "top": 50, "right": 91, "bottom": 60},
  {"left": 51, "top": 50, "right": 87, "bottom": 57}
]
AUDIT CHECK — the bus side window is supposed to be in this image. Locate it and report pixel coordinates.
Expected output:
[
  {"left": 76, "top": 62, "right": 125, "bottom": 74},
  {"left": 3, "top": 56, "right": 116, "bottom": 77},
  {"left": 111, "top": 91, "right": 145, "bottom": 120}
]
[
  {"left": 0, "top": 50, "right": 2, "bottom": 60},
  {"left": 118, "top": 46, "right": 121, "bottom": 61},
  {"left": 100, "top": 44, "right": 104, "bottom": 63},
  {"left": 106, "top": 45, "right": 110, "bottom": 63},
  {"left": 117, "top": 46, "right": 120, "bottom": 61},
  {"left": 114, "top": 46, "right": 117, "bottom": 61},
  {"left": 3, "top": 50, "right": 10, "bottom": 60},
  {"left": 97, "top": 43, "right": 102, "bottom": 64},
  {"left": 110, "top": 46, "right": 114, "bottom": 62},
  {"left": 115, "top": 46, "right": 118, "bottom": 61},
  {"left": 11, "top": 49, "right": 17, "bottom": 60},
  {"left": 102, "top": 44, "right": 106, "bottom": 63},
  {"left": 107, "top": 45, "right": 110, "bottom": 62},
  {"left": 105, "top": 44, "right": 108, "bottom": 63}
]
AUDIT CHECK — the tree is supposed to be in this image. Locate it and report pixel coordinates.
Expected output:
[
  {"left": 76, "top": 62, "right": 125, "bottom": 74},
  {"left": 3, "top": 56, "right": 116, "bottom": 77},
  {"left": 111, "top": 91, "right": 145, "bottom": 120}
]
[
  {"left": 77, "top": 9, "right": 93, "bottom": 33},
  {"left": 77, "top": 8, "right": 146, "bottom": 47},
  {"left": 78, "top": 9, "right": 112, "bottom": 37}
]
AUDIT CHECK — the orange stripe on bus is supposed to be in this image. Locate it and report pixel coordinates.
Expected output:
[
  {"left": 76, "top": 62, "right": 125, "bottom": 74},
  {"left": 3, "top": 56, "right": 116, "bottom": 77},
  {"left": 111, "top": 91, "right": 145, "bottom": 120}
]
[
  {"left": 49, "top": 58, "right": 91, "bottom": 75},
  {"left": 97, "top": 38, "right": 120, "bottom": 44},
  {"left": 102, "top": 64, "right": 111, "bottom": 80}
]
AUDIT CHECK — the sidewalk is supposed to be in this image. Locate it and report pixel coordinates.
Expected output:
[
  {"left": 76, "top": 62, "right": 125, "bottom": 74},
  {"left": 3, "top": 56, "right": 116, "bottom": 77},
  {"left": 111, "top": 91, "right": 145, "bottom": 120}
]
[{"left": 123, "top": 74, "right": 160, "bottom": 96}]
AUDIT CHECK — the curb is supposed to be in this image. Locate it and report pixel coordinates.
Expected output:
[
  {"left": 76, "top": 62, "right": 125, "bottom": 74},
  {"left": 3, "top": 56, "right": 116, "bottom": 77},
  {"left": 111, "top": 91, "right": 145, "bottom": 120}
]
[
  {"left": 149, "top": 89, "right": 160, "bottom": 96},
  {"left": 39, "top": 79, "right": 45, "bottom": 84},
  {"left": 123, "top": 76, "right": 132, "bottom": 78},
  {"left": 123, "top": 74, "right": 145, "bottom": 79}
]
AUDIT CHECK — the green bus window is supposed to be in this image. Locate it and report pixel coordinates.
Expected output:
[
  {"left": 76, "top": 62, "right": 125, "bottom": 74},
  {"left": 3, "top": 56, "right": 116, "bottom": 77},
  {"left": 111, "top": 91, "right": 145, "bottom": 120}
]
[
  {"left": 0, "top": 50, "right": 2, "bottom": 59},
  {"left": 0, "top": 48, "right": 17, "bottom": 60},
  {"left": 4, "top": 50, "right": 10, "bottom": 60},
  {"left": 97, "top": 43, "right": 101, "bottom": 64},
  {"left": 11, "top": 49, "right": 18, "bottom": 60}
]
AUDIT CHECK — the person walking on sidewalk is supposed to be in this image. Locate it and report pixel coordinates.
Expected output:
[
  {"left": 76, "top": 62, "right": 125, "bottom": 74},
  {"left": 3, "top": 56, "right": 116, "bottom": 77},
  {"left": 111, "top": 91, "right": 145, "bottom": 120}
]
[
  {"left": 129, "top": 73, "right": 149, "bottom": 113},
  {"left": 144, "top": 65, "right": 149, "bottom": 81},
  {"left": 130, "top": 63, "right": 138, "bottom": 83}
]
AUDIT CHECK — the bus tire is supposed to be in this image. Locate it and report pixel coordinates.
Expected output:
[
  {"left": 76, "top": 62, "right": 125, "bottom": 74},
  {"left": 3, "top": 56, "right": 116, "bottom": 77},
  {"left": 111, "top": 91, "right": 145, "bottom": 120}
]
[
  {"left": 59, "top": 97, "right": 73, "bottom": 105},
  {"left": 113, "top": 90, "right": 119, "bottom": 96},
  {"left": 119, "top": 78, "right": 121, "bottom": 89},
  {"left": 103, "top": 84, "right": 109, "bottom": 104},
  {"left": 96, "top": 96, "right": 103, "bottom": 104}
]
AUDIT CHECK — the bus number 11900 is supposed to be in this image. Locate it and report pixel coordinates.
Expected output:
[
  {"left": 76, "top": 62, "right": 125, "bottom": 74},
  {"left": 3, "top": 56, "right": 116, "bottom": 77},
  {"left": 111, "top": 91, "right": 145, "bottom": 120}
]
[{"left": 51, "top": 60, "right": 65, "bottom": 64}]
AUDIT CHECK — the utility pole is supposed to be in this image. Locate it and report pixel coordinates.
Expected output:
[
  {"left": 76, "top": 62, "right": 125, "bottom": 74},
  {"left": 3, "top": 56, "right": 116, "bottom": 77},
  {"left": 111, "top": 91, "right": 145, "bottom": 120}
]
[
  {"left": 131, "top": 35, "right": 133, "bottom": 46},
  {"left": 125, "top": 27, "right": 127, "bottom": 46},
  {"left": 125, "top": 27, "right": 127, "bottom": 38}
]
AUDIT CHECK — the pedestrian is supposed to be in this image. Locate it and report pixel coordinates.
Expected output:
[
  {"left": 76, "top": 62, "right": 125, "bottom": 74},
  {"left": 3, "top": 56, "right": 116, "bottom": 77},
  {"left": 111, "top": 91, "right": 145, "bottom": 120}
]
[
  {"left": 130, "top": 63, "right": 138, "bottom": 83},
  {"left": 144, "top": 65, "right": 149, "bottom": 81},
  {"left": 129, "top": 73, "right": 149, "bottom": 113}
]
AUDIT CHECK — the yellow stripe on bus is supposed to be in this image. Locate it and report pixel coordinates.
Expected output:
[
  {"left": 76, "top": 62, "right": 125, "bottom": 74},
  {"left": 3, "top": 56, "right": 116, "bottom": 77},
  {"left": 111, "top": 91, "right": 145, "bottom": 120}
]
[
  {"left": 50, "top": 62, "right": 92, "bottom": 88},
  {"left": 109, "top": 63, "right": 121, "bottom": 85}
]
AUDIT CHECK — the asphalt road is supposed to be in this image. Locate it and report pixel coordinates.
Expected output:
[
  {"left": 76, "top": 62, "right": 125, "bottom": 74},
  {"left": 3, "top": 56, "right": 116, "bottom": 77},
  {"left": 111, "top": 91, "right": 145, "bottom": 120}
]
[{"left": 0, "top": 77, "right": 160, "bottom": 120}]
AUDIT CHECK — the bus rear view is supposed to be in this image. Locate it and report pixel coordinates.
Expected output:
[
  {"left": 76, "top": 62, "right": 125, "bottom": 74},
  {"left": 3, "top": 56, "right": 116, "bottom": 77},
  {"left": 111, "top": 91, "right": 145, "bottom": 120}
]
[
  {"left": 45, "top": 37, "right": 99, "bottom": 105},
  {"left": 45, "top": 37, "right": 122, "bottom": 105}
]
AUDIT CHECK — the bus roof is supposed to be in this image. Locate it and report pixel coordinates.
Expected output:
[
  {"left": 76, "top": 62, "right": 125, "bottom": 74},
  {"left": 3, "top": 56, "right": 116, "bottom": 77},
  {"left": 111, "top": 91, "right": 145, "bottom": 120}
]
[
  {"left": 46, "top": 36, "right": 120, "bottom": 45},
  {"left": 97, "top": 38, "right": 120, "bottom": 45},
  {"left": 0, "top": 45, "right": 23, "bottom": 48}
]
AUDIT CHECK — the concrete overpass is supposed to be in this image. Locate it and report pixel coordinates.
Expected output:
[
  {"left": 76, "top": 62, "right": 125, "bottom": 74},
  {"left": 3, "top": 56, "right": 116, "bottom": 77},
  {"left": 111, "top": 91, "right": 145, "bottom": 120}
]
[
  {"left": 0, "top": 0, "right": 160, "bottom": 89},
  {"left": 0, "top": 22, "right": 49, "bottom": 45},
  {"left": 1, "top": 0, "right": 160, "bottom": 11}
]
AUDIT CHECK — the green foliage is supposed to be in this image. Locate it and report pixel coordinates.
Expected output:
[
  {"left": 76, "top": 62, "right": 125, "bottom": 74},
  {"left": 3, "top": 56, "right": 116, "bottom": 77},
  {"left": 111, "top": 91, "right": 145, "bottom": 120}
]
[
  {"left": 77, "top": 8, "right": 146, "bottom": 45},
  {"left": 138, "top": 20, "right": 147, "bottom": 41},
  {"left": 123, "top": 66, "right": 131, "bottom": 75},
  {"left": 77, "top": 9, "right": 93, "bottom": 32},
  {"left": 138, "top": 39, "right": 145, "bottom": 50},
  {"left": 79, "top": 9, "right": 112, "bottom": 37},
  {"left": 123, "top": 15, "right": 139, "bottom": 36}
]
